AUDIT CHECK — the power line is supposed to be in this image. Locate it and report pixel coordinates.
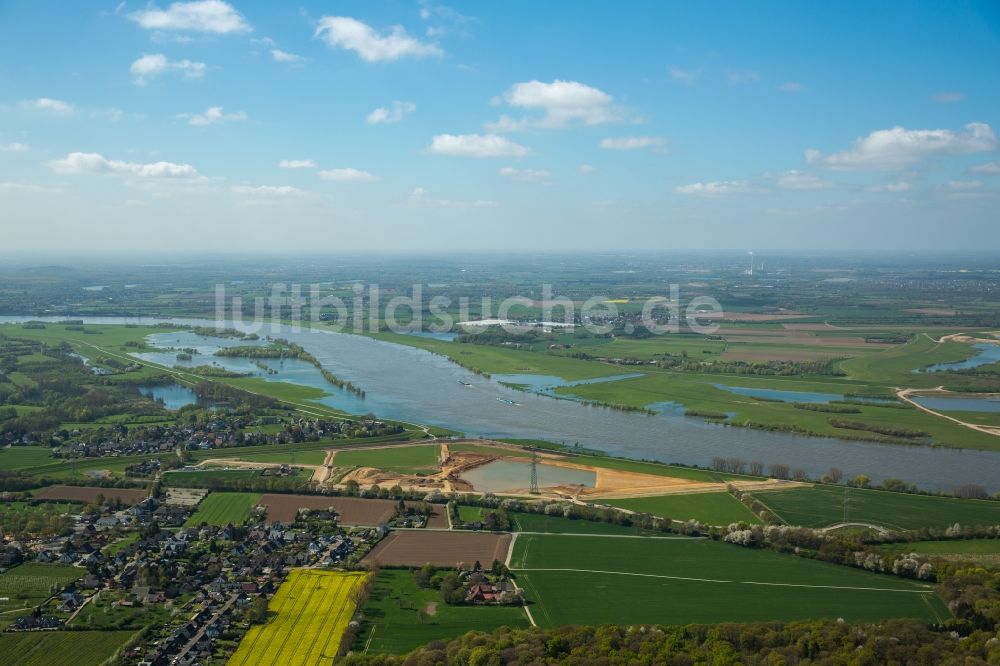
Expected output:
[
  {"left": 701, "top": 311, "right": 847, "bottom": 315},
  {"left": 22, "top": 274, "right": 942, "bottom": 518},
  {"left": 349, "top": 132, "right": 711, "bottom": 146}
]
[{"left": 843, "top": 487, "right": 850, "bottom": 523}]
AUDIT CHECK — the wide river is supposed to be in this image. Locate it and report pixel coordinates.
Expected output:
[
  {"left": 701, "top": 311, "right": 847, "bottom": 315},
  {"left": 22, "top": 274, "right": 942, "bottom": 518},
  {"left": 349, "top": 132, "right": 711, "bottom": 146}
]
[{"left": 4, "top": 315, "right": 1000, "bottom": 493}]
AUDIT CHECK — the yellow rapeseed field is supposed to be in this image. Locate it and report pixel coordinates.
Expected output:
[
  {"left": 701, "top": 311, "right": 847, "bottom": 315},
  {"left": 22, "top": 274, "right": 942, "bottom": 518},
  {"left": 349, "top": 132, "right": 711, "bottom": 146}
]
[{"left": 229, "top": 569, "right": 368, "bottom": 666}]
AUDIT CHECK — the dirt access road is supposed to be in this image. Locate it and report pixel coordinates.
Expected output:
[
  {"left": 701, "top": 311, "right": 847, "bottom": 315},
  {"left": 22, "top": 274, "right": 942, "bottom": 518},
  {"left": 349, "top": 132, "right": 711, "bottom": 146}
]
[{"left": 194, "top": 458, "right": 330, "bottom": 484}]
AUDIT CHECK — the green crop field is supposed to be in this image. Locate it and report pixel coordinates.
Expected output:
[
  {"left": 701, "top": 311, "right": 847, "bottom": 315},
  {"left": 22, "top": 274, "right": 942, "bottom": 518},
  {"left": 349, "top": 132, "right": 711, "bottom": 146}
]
[
  {"left": 0, "top": 446, "right": 55, "bottom": 471},
  {"left": 335, "top": 444, "right": 441, "bottom": 474},
  {"left": 205, "top": 448, "right": 328, "bottom": 466},
  {"left": 875, "top": 539, "right": 1000, "bottom": 566},
  {"left": 559, "top": 453, "right": 736, "bottom": 482},
  {"left": 163, "top": 467, "right": 314, "bottom": 487},
  {"left": 554, "top": 369, "right": 1000, "bottom": 451},
  {"left": 184, "top": 492, "right": 261, "bottom": 526},
  {"left": 0, "top": 630, "right": 137, "bottom": 666},
  {"left": 754, "top": 486, "right": 1000, "bottom": 530},
  {"left": 14, "top": 454, "right": 148, "bottom": 480},
  {"left": 354, "top": 569, "right": 530, "bottom": 654},
  {"left": 600, "top": 492, "right": 762, "bottom": 525},
  {"left": 369, "top": 331, "right": 628, "bottom": 381},
  {"left": 511, "top": 511, "right": 665, "bottom": 536},
  {"left": 509, "top": 535, "right": 947, "bottom": 628},
  {"left": 0, "top": 563, "right": 82, "bottom": 621},
  {"left": 575, "top": 335, "right": 726, "bottom": 361},
  {"left": 163, "top": 468, "right": 264, "bottom": 485},
  {"left": 839, "top": 334, "right": 974, "bottom": 385},
  {"left": 457, "top": 505, "right": 485, "bottom": 521},
  {"left": 449, "top": 442, "right": 532, "bottom": 458}
]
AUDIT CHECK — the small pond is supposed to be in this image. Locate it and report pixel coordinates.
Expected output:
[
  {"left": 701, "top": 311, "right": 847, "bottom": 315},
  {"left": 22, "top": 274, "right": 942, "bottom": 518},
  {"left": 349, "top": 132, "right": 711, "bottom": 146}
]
[
  {"left": 139, "top": 383, "right": 199, "bottom": 410},
  {"left": 923, "top": 343, "right": 1000, "bottom": 372},
  {"left": 715, "top": 384, "right": 845, "bottom": 404},
  {"left": 714, "top": 384, "right": 894, "bottom": 405},
  {"left": 398, "top": 330, "right": 458, "bottom": 342},
  {"left": 911, "top": 395, "right": 1000, "bottom": 413},
  {"left": 461, "top": 459, "right": 596, "bottom": 493}
]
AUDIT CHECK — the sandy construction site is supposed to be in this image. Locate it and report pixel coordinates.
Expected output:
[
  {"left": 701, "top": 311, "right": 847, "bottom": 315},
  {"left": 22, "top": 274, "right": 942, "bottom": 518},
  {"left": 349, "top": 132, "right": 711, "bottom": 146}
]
[{"left": 330, "top": 440, "right": 796, "bottom": 501}]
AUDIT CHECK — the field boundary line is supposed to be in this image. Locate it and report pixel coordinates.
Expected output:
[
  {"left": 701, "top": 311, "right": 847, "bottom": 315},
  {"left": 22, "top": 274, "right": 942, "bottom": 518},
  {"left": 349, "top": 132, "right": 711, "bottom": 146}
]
[
  {"left": 511, "top": 573, "right": 540, "bottom": 628},
  {"left": 393, "top": 528, "right": 705, "bottom": 539},
  {"left": 521, "top": 596, "right": 538, "bottom": 627},
  {"left": 504, "top": 533, "right": 518, "bottom": 567},
  {"left": 511, "top": 567, "right": 935, "bottom": 593},
  {"left": 516, "top": 531, "right": 702, "bottom": 539},
  {"left": 747, "top": 493, "right": 790, "bottom": 526}
]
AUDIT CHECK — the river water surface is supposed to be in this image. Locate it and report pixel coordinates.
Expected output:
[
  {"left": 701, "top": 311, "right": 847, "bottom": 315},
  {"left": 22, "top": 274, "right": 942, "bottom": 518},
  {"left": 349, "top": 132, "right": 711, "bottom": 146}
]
[{"left": 4, "top": 315, "right": 1000, "bottom": 493}]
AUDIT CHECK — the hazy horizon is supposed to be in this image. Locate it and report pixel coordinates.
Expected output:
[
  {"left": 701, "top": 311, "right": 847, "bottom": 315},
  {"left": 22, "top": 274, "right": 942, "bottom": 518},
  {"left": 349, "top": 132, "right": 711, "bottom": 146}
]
[{"left": 2, "top": 1, "right": 999, "bottom": 252}]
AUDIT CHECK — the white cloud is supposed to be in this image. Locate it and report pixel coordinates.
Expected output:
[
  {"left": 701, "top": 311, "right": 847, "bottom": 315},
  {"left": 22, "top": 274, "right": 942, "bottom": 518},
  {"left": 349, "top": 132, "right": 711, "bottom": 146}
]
[
  {"left": 579, "top": 163, "right": 596, "bottom": 174},
  {"left": 499, "top": 167, "right": 550, "bottom": 183},
  {"left": 130, "top": 53, "right": 206, "bottom": 85},
  {"left": 0, "top": 143, "right": 30, "bottom": 153},
  {"left": 947, "top": 179, "right": 983, "bottom": 191},
  {"left": 417, "top": 3, "right": 473, "bottom": 37},
  {"left": 486, "top": 80, "right": 626, "bottom": 131},
  {"left": 728, "top": 70, "right": 760, "bottom": 85},
  {"left": 970, "top": 161, "right": 1000, "bottom": 174},
  {"left": 669, "top": 66, "right": 701, "bottom": 85},
  {"left": 428, "top": 133, "right": 528, "bottom": 158},
  {"left": 866, "top": 181, "right": 913, "bottom": 192},
  {"left": 776, "top": 170, "right": 831, "bottom": 190},
  {"left": 90, "top": 107, "right": 126, "bottom": 122},
  {"left": 318, "top": 168, "right": 379, "bottom": 182},
  {"left": 129, "top": 1, "right": 250, "bottom": 34},
  {"left": 231, "top": 185, "right": 304, "bottom": 196},
  {"left": 806, "top": 122, "right": 997, "bottom": 170},
  {"left": 178, "top": 106, "right": 247, "bottom": 126},
  {"left": 777, "top": 81, "right": 803, "bottom": 92},
  {"left": 675, "top": 180, "right": 756, "bottom": 196},
  {"left": 47, "top": 152, "right": 198, "bottom": 178},
  {"left": 278, "top": 159, "right": 316, "bottom": 169},
  {"left": 315, "top": 16, "right": 442, "bottom": 62},
  {"left": 271, "top": 49, "right": 305, "bottom": 63},
  {"left": 152, "top": 33, "right": 194, "bottom": 44},
  {"left": 21, "top": 98, "right": 74, "bottom": 114},
  {"left": 406, "top": 187, "right": 496, "bottom": 208},
  {"left": 931, "top": 92, "right": 964, "bottom": 104},
  {"left": 599, "top": 136, "right": 665, "bottom": 151},
  {"left": 366, "top": 100, "right": 416, "bottom": 124}
]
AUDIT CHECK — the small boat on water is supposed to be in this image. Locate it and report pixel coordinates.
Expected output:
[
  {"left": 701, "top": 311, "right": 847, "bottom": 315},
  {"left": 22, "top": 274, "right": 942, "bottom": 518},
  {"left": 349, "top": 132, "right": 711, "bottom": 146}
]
[
  {"left": 496, "top": 397, "right": 517, "bottom": 405},
  {"left": 458, "top": 380, "right": 472, "bottom": 386}
]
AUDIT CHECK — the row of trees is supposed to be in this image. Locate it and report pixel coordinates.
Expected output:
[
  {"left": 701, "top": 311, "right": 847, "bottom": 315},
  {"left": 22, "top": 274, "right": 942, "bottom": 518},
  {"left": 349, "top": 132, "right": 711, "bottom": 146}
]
[
  {"left": 658, "top": 357, "right": 846, "bottom": 376},
  {"left": 342, "top": 594, "right": 1000, "bottom": 665}
]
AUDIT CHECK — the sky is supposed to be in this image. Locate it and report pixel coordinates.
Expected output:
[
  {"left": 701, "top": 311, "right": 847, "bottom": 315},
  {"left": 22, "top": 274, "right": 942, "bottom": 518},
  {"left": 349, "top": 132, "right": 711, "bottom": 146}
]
[{"left": 1, "top": 0, "right": 999, "bottom": 253}]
